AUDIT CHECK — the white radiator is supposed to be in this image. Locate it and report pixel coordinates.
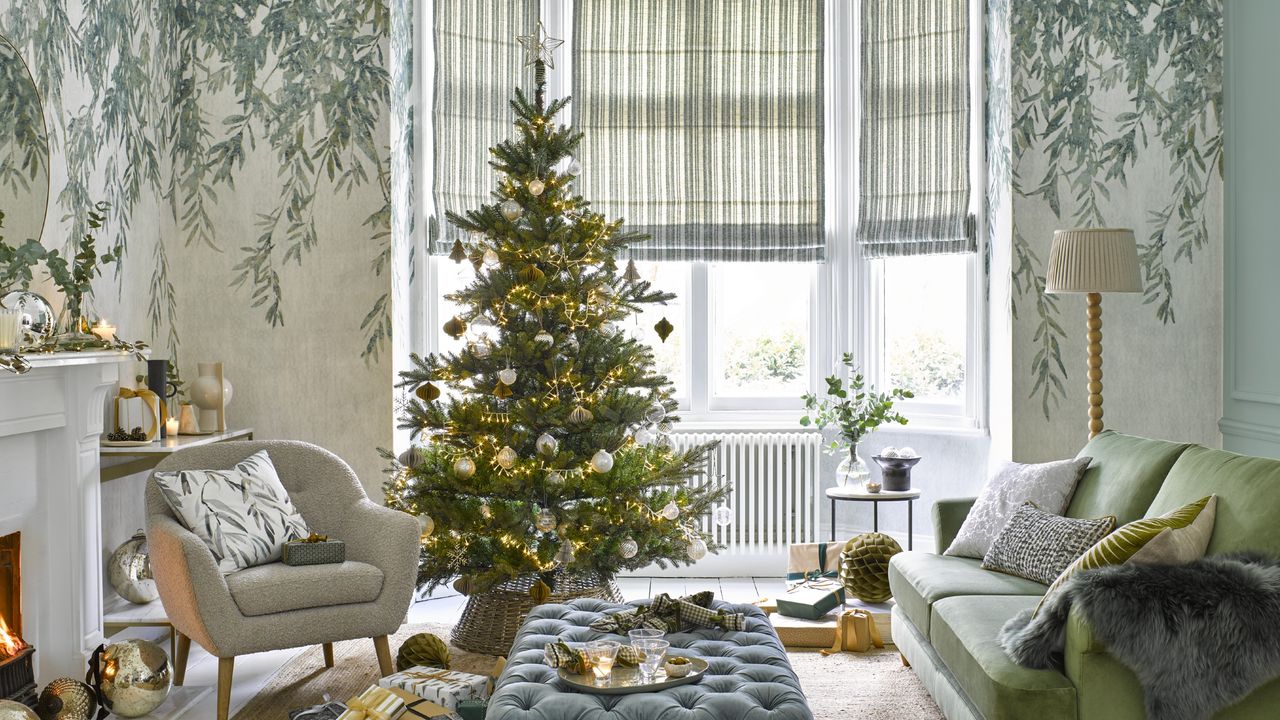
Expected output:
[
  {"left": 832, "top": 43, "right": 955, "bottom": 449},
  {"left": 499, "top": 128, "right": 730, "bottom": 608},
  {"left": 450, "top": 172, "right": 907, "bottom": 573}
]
[{"left": 667, "top": 431, "right": 824, "bottom": 574}]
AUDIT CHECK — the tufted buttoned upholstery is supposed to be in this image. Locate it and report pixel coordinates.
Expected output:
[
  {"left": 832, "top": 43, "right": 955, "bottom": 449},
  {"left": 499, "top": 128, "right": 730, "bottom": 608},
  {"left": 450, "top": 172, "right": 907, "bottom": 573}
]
[{"left": 489, "top": 598, "right": 813, "bottom": 720}]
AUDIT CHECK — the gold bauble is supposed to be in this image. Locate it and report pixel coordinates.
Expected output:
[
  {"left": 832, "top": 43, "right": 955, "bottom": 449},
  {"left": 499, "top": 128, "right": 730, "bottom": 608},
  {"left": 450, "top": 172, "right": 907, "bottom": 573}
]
[
  {"left": 96, "top": 639, "right": 172, "bottom": 718},
  {"left": 529, "top": 579, "right": 551, "bottom": 604},
  {"left": 653, "top": 316, "right": 674, "bottom": 342},
  {"left": 568, "top": 405, "right": 593, "bottom": 424},
  {"left": 443, "top": 316, "right": 467, "bottom": 339},
  {"left": 0, "top": 701, "right": 37, "bottom": 720},
  {"left": 452, "top": 457, "right": 476, "bottom": 479},
  {"left": 527, "top": 179, "right": 545, "bottom": 196},
  {"left": 453, "top": 576, "right": 475, "bottom": 595},
  {"left": 415, "top": 382, "right": 441, "bottom": 402},
  {"left": 37, "top": 678, "right": 99, "bottom": 720},
  {"left": 518, "top": 264, "right": 546, "bottom": 283}
]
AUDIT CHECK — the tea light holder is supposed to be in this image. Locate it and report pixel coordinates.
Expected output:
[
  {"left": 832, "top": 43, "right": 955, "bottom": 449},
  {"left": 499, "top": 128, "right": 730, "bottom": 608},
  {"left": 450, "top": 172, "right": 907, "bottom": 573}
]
[
  {"left": 165, "top": 417, "right": 180, "bottom": 437},
  {"left": 0, "top": 310, "right": 18, "bottom": 351},
  {"left": 91, "top": 320, "right": 117, "bottom": 342}
]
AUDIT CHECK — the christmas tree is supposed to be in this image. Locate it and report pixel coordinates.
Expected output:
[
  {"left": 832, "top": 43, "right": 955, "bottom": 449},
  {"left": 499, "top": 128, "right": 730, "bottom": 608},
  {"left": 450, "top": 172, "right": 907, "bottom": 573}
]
[{"left": 388, "top": 25, "right": 728, "bottom": 597}]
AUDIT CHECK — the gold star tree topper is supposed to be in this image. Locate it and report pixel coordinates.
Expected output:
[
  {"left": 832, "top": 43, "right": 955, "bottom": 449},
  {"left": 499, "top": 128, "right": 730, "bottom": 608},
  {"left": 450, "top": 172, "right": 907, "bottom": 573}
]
[{"left": 516, "top": 21, "right": 564, "bottom": 68}]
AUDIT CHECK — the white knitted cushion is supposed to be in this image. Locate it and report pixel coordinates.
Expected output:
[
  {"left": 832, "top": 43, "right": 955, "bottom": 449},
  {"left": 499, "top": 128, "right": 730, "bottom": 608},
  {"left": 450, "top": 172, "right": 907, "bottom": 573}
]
[
  {"left": 153, "top": 449, "right": 309, "bottom": 573},
  {"left": 945, "top": 456, "right": 1092, "bottom": 559}
]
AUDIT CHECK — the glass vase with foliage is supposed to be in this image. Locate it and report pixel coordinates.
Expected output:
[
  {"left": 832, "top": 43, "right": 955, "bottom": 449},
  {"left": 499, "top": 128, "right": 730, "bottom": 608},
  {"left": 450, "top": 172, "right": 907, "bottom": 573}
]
[
  {"left": 44, "top": 201, "right": 114, "bottom": 343},
  {"left": 800, "top": 353, "right": 913, "bottom": 488}
]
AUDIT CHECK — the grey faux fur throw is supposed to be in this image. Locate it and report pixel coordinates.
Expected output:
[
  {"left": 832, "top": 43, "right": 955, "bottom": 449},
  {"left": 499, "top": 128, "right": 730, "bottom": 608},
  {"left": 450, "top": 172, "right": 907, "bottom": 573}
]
[{"left": 1000, "top": 553, "right": 1280, "bottom": 720}]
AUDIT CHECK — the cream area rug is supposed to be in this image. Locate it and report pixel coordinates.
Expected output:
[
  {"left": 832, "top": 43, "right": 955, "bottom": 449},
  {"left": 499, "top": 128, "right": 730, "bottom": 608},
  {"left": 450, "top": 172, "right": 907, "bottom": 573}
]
[{"left": 239, "top": 623, "right": 943, "bottom": 720}]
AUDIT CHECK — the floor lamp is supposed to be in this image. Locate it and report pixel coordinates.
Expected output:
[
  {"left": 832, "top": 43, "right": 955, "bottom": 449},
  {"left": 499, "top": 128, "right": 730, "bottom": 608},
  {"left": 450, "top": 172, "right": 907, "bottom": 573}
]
[{"left": 1045, "top": 228, "right": 1142, "bottom": 438}]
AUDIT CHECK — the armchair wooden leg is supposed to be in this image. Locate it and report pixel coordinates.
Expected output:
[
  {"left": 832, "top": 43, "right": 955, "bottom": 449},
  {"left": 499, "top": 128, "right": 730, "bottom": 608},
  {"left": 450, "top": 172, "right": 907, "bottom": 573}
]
[
  {"left": 373, "top": 635, "right": 393, "bottom": 677},
  {"left": 322, "top": 642, "right": 335, "bottom": 668},
  {"left": 900, "top": 653, "right": 911, "bottom": 668},
  {"left": 173, "top": 633, "right": 191, "bottom": 686},
  {"left": 217, "top": 657, "right": 235, "bottom": 720}
]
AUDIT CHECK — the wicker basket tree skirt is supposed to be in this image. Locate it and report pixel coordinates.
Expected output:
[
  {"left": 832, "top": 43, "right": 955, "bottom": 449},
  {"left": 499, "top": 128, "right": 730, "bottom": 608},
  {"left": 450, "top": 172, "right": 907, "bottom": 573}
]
[{"left": 451, "top": 572, "right": 622, "bottom": 656}]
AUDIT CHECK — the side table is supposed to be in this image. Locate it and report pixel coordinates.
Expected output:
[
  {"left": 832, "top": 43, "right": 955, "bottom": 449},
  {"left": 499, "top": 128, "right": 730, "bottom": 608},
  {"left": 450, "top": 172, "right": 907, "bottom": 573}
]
[{"left": 826, "top": 485, "right": 922, "bottom": 550}]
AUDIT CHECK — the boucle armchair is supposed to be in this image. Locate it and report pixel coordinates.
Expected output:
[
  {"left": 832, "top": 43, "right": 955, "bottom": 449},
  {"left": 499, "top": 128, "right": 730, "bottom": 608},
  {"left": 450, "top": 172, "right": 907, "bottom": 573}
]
[{"left": 145, "top": 440, "right": 420, "bottom": 720}]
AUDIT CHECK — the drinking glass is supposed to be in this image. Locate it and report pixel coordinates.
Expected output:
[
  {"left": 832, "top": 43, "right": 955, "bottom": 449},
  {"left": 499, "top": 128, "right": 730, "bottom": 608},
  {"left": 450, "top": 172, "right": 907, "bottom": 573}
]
[
  {"left": 636, "top": 639, "right": 669, "bottom": 680},
  {"left": 628, "top": 628, "right": 664, "bottom": 644},
  {"left": 586, "top": 640, "right": 621, "bottom": 685}
]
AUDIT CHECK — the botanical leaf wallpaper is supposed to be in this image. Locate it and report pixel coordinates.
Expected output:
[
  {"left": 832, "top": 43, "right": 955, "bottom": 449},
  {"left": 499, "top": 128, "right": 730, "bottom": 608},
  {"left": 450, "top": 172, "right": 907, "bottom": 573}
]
[
  {"left": 997, "top": 0, "right": 1224, "bottom": 459},
  {"left": 0, "top": 0, "right": 400, "bottom": 490}
]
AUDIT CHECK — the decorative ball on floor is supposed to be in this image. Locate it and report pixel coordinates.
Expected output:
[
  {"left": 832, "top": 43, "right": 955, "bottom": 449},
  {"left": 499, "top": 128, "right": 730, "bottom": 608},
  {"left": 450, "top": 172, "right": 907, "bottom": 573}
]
[
  {"left": 839, "top": 532, "right": 902, "bottom": 603},
  {"left": 36, "top": 678, "right": 98, "bottom": 720},
  {"left": 0, "top": 701, "right": 36, "bottom": 720},
  {"left": 107, "top": 529, "right": 158, "bottom": 604},
  {"left": 92, "top": 639, "right": 172, "bottom": 718},
  {"left": 395, "top": 632, "right": 451, "bottom": 672}
]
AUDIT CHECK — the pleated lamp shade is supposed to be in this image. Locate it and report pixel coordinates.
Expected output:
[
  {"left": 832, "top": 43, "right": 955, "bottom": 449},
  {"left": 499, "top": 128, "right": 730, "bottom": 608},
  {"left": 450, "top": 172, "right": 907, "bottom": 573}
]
[{"left": 1045, "top": 228, "right": 1141, "bottom": 294}]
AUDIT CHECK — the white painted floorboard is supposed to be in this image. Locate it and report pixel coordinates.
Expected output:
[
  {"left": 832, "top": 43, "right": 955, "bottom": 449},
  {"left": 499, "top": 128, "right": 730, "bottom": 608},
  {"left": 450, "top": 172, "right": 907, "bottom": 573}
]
[{"left": 131, "top": 578, "right": 781, "bottom": 718}]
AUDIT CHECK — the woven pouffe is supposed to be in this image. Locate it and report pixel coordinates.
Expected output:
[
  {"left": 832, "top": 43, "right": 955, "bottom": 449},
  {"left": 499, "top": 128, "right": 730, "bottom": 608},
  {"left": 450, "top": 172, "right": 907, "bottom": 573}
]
[
  {"left": 839, "top": 532, "right": 903, "bottom": 603},
  {"left": 451, "top": 570, "right": 623, "bottom": 655}
]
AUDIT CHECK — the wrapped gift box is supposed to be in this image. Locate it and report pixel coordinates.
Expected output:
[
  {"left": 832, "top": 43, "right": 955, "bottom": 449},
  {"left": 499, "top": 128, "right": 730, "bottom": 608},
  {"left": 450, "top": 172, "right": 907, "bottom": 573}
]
[
  {"left": 776, "top": 585, "right": 846, "bottom": 620},
  {"left": 282, "top": 537, "right": 346, "bottom": 566},
  {"left": 114, "top": 392, "right": 160, "bottom": 439},
  {"left": 337, "top": 685, "right": 404, "bottom": 720},
  {"left": 767, "top": 599, "right": 894, "bottom": 648},
  {"left": 785, "top": 540, "right": 847, "bottom": 582},
  {"left": 379, "top": 666, "right": 491, "bottom": 711}
]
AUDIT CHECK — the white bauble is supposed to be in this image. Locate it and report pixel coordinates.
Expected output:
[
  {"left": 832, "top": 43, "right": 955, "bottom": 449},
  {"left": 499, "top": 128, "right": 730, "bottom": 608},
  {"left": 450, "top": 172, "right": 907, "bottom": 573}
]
[
  {"left": 452, "top": 457, "right": 476, "bottom": 479},
  {"left": 483, "top": 248, "right": 500, "bottom": 268},
  {"left": 619, "top": 537, "right": 639, "bottom": 559},
  {"left": 496, "top": 446, "right": 517, "bottom": 469},
  {"left": 590, "top": 449, "right": 614, "bottom": 473},
  {"left": 687, "top": 536, "right": 708, "bottom": 561},
  {"left": 527, "top": 179, "right": 545, "bottom": 196},
  {"left": 645, "top": 403, "right": 666, "bottom": 424},
  {"left": 535, "top": 508, "right": 557, "bottom": 533},
  {"left": 566, "top": 159, "right": 582, "bottom": 175},
  {"left": 417, "top": 514, "right": 434, "bottom": 540},
  {"left": 899, "top": 446, "right": 918, "bottom": 458},
  {"left": 633, "top": 428, "right": 655, "bottom": 446},
  {"left": 498, "top": 368, "right": 518, "bottom": 386},
  {"left": 536, "top": 433, "right": 559, "bottom": 457},
  {"left": 535, "top": 331, "right": 554, "bottom": 346},
  {"left": 660, "top": 501, "right": 680, "bottom": 520},
  {"left": 712, "top": 505, "right": 734, "bottom": 527},
  {"left": 499, "top": 199, "right": 522, "bottom": 221},
  {"left": 880, "top": 446, "right": 900, "bottom": 458}
]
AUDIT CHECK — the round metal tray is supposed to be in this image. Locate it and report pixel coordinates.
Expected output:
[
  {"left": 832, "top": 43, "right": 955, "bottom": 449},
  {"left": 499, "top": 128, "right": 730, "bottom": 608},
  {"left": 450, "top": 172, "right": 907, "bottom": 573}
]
[{"left": 557, "top": 656, "right": 708, "bottom": 695}]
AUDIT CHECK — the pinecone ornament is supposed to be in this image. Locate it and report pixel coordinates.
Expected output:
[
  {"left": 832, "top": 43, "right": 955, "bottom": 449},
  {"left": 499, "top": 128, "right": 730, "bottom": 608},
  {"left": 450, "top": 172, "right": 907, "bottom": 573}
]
[{"left": 839, "top": 532, "right": 902, "bottom": 603}]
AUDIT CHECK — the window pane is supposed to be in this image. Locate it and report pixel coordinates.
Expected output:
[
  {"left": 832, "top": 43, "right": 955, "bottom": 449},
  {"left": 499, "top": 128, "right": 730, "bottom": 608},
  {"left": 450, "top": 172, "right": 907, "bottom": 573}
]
[
  {"left": 711, "top": 263, "right": 811, "bottom": 398},
  {"left": 622, "top": 262, "right": 689, "bottom": 400},
  {"left": 435, "top": 259, "right": 480, "bottom": 353},
  {"left": 882, "top": 255, "right": 968, "bottom": 403}
]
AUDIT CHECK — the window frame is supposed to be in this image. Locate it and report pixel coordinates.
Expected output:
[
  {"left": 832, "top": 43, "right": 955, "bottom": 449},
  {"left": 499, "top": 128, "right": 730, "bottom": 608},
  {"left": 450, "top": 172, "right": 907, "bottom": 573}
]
[{"left": 418, "top": 0, "right": 987, "bottom": 433}]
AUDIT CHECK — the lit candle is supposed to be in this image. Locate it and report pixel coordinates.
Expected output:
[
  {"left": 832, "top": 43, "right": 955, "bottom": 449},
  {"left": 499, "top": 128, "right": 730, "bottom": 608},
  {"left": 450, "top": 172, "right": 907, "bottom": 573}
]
[
  {"left": 91, "top": 320, "right": 117, "bottom": 343},
  {"left": 0, "top": 310, "right": 18, "bottom": 351},
  {"left": 165, "top": 417, "right": 180, "bottom": 437}
]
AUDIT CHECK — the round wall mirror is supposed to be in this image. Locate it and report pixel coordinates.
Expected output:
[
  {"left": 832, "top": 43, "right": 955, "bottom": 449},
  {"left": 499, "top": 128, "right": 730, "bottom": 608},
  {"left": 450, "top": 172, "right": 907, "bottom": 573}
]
[{"left": 0, "top": 34, "right": 50, "bottom": 249}]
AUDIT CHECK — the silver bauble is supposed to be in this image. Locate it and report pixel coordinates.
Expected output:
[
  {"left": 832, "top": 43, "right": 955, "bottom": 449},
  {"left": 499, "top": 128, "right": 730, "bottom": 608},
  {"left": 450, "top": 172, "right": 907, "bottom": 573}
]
[
  {"left": 0, "top": 700, "right": 37, "bottom": 720},
  {"left": 590, "top": 449, "right": 614, "bottom": 473},
  {"left": 535, "top": 508, "right": 557, "bottom": 533},
  {"left": 96, "top": 639, "right": 172, "bottom": 718},
  {"left": 660, "top": 501, "right": 680, "bottom": 520},
  {"left": 566, "top": 159, "right": 582, "bottom": 175},
  {"left": 37, "top": 678, "right": 99, "bottom": 720},
  {"left": 107, "top": 530, "right": 158, "bottom": 604},
  {"left": 417, "top": 514, "right": 435, "bottom": 541},
  {"left": 498, "top": 368, "right": 518, "bottom": 386},
  {"left": 633, "top": 428, "right": 655, "bottom": 446},
  {"left": 712, "top": 505, "right": 735, "bottom": 527},
  {"left": 546, "top": 471, "right": 564, "bottom": 487},
  {"left": 619, "top": 537, "right": 639, "bottom": 559},
  {"left": 534, "top": 331, "right": 554, "bottom": 346},
  {"left": 499, "top": 199, "right": 522, "bottom": 221},
  {"left": 527, "top": 179, "right": 545, "bottom": 196},
  {"left": 398, "top": 444, "right": 430, "bottom": 469},
  {"left": 687, "top": 536, "right": 708, "bottom": 561},
  {"left": 535, "top": 433, "right": 558, "bottom": 457},
  {"left": 496, "top": 446, "right": 517, "bottom": 469},
  {"left": 645, "top": 403, "right": 666, "bottom": 424},
  {"left": 482, "top": 248, "right": 500, "bottom": 268},
  {"left": 0, "top": 291, "right": 55, "bottom": 348},
  {"left": 452, "top": 457, "right": 476, "bottom": 479}
]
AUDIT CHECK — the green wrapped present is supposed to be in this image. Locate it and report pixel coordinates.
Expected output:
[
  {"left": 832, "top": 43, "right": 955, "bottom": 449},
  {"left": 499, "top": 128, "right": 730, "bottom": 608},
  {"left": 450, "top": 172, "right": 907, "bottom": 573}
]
[
  {"left": 283, "top": 534, "right": 345, "bottom": 566},
  {"left": 776, "top": 585, "right": 846, "bottom": 620},
  {"left": 457, "top": 699, "right": 487, "bottom": 720}
]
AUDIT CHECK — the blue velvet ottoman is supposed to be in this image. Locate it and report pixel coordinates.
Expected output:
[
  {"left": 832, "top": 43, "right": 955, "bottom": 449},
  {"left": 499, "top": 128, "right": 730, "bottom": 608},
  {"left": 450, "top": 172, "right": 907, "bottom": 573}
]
[{"left": 488, "top": 597, "right": 813, "bottom": 720}]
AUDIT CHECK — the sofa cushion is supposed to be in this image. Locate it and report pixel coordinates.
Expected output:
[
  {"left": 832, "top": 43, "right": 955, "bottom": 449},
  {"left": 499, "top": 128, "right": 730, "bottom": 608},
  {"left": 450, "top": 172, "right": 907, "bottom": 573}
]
[
  {"left": 888, "top": 552, "right": 1046, "bottom": 636},
  {"left": 227, "top": 560, "right": 384, "bottom": 617},
  {"left": 1065, "top": 431, "right": 1192, "bottom": 524},
  {"left": 945, "top": 457, "right": 1092, "bottom": 559},
  {"left": 931, "top": 595, "right": 1076, "bottom": 720},
  {"left": 1146, "top": 445, "right": 1280, "bottom": 555},
  {"left": 981, "top": 503, "right": 1114, "bottom": 585}
]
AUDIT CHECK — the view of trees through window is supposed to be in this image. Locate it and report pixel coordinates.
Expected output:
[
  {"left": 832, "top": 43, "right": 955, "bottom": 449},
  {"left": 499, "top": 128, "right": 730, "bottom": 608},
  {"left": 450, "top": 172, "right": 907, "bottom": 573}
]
[{"left": 881, "top": 254, "right": 968, "bottom": 404}]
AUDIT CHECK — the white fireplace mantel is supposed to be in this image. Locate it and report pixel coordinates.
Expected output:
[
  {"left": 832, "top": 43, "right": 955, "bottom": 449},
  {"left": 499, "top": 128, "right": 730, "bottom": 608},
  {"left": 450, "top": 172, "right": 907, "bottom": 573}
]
[{"left": 0, "top": 350, "right": 133, "bottom": 681}]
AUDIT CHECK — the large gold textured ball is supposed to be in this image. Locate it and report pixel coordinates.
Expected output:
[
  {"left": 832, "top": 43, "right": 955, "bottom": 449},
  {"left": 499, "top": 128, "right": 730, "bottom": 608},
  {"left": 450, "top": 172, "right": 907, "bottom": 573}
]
[
  {"left": 0, "top": 700, "right": 37, "bottom": 720},
  {"left": 396, "top": 632, "right": 451, "bottom": 672},
  {"left": 97, "top": 639, "right": 172, "bottom": 717},
  {"left": 839, "top": 532, "right": 903, "bottom": 603},
  {"left": 37, "top": 678, "right": 99, "bottom": 720}
]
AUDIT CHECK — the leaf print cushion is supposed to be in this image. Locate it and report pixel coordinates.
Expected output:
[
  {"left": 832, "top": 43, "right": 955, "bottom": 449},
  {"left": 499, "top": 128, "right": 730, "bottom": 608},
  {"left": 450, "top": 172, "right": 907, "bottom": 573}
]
[{"left": 154, "top": 450, "right": 310, "bottom": 573}]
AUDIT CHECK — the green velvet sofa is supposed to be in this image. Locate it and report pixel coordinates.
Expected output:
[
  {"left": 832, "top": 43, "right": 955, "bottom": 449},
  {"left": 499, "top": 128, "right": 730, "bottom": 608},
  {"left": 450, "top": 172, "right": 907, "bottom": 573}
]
[{"left": 889, "top": 430, "right": 1280, "bottom": 720}]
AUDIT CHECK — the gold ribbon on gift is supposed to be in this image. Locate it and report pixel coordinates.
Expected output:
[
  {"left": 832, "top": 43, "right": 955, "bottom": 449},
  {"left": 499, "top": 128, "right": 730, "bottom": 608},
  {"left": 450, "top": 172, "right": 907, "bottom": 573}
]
[
  {"left": 820, "top": 609, "right": 884, "bottom": 656},
  {"left": 341, "top": 698, "right": 391, "bottom": 720},
  {"left": 115, "top": 387, "right": 161, "bottom": 440},
  {"left": 299, "top": 533, "right": 330, "bottom": 543}
]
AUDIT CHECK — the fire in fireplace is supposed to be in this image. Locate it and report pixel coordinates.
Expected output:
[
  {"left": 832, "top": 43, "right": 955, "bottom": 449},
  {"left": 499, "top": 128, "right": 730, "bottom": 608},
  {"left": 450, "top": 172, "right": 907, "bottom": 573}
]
[{"left": 0, "top": 533, "right": 35, "bottom": 708}]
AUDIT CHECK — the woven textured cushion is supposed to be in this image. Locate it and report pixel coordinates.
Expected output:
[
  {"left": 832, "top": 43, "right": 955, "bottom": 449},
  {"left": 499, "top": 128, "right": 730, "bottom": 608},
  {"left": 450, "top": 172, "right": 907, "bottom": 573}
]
[
  {"left": 945, "top": 457, "right": 1092, "bottom": 559},
  {"left": 981, "top": 503, "right": 1114, "bottom": 584},
  {"left": 153, "top": 449, "right": 309, "bottom": 573},
  {"left": 489, "top": 598, "right": 812, "bottom": 720},
  {"left": 839, "top": 532, "right": 902, "bottom": 603},
  {"left": 225, "top": 560, "right": 383, "bottom": 616},
  {"left": 1042, "top": 496, "right": 1214, "bottom": 602}
]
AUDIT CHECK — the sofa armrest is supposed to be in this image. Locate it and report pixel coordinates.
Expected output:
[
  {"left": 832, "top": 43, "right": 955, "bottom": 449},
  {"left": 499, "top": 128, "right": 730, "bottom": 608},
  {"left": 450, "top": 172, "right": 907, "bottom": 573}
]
[
  {"left": 931, "top": 497, "right": 977, "bottom": 554},
  {"left": 329, "top": 500, "right": 420, "bottom": 606},
  {"left": 1064, "top": 604, "right": 1148, "bottom": 719},
  {"left": 146, "top": 513, "right": 241, "bottom": 656}
]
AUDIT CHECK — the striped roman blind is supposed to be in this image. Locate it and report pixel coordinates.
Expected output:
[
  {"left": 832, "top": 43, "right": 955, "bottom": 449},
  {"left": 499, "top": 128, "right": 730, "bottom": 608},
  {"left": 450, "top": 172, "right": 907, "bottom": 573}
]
[
  {"left": 573, "top": 0, "right": 825, "bottom": 262},
  {"left": 858, "top": 0, "right": 974, "bottom": 258},
  {"left": 431, "top": 0, "right": 540, "bottom": 253}
]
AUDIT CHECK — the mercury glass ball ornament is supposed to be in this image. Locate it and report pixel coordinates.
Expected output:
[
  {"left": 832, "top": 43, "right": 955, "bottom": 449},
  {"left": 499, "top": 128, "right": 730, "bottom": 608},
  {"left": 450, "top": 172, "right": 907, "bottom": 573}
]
[
  {"left": 498, "top": 368, "right": 518, "bottom": 386},
  {"left": 0, "top": 701, "right": 37, "bottom": 720},
  {"left": 96, "top": 639, "right": 172, "bottom": 718},
  {"left": 499, "top": 199, "right": 522, "bottom": 221},
  {"left": 590, "top": 449, "right": 614, "bottom": 473},
  {"left": 633, "top": 428, "right": 655, "bottom": 446},
  {"left": 660, "top": 501, "right": 680, "bottom": 520},
  {"left": 535, "top": 433, "right": 558, "bottom": 457},
  {"left": 417, "top": 514, "right": 435, "bottom": 541},
  {"left": 452, "top": 457, "right": 476, "bottom": 479},
  {"left": 37, "top": 678, "right": 99, "bottom": 720},
  {"left": 482, "top": 248, "right": 500, "bottom": 268},
  {"left": 619, "top": 537, "right": 639, "bottom": 559},
  {"left": 546, "top": 470, "right": 564, "bottom": 487},
  {"left": 645, "top": 402, "right": 666, "bottom": 424},
  {"left": 534, "top": 331, "right": 554, "bottom": 346},
  {"left": 535, "top": 508, "right": 557, "bottom": 533},
  {"left": 566, "top": 159, "right": 582, "bottom": 175},
  {"left": 687, "top": 536, "right": 708, "bottom": 561},
  {"left": 496, "top": 446, "right": 517, "bottom": 469},
  {"left": 107, "top": 529, "right": 159, "bottom": 604},
  {"left": 0, "top": 291, "right": 55, "bottom": 348},
  {"left": 527, "top": 179, "right": 545, "bottom": 196},
  {"left": 712, "top": 505, "right": 735, "bottom": 527},
  {"left": 880, "top": 447, "right": 901, "bottom": 459},
  {"left": 899, "top": 446, "right": 918, "bottom": 458}
]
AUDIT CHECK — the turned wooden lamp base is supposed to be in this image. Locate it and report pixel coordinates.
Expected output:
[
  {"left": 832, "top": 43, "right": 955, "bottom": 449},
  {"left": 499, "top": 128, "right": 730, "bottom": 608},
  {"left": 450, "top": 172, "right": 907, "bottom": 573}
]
[{"left": 1086, "top": 291, "right": 1104, "bottom": 438}]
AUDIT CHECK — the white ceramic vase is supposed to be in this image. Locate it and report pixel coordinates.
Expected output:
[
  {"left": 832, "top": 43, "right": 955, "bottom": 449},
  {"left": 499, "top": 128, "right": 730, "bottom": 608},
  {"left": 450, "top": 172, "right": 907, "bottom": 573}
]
[{"left": 190, "top": 362, "right": 232, "bottom": 432}]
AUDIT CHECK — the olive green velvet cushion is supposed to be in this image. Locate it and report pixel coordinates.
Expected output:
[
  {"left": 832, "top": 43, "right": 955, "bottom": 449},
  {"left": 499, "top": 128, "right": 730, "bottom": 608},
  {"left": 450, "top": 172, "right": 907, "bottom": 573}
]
[
  {"left": 931, "top": 595, "right": 1077, "bottom": 720},
  {"left": 887, "top": 552, "right": 1046, "bottom": 637},
  {"left": 1065, "top": 431, "right": 1192, "bottom": 525},
  {"left": 1146, "top": 445, "right": 1280, "bottom": 555}
]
